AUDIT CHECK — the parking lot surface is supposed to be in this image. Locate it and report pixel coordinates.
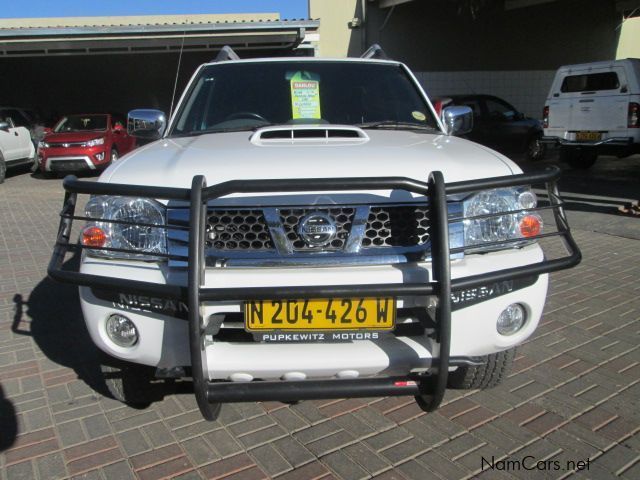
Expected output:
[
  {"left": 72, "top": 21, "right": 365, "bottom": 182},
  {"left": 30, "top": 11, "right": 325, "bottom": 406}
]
[{"left": 1, "top": 155, "right": 640, "bottom": 480}]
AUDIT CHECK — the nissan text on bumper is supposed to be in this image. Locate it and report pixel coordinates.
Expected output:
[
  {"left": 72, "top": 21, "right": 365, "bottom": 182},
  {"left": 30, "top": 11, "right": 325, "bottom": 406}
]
[{"left": 48, "top": 46, "right": 581, "bottom": 420}]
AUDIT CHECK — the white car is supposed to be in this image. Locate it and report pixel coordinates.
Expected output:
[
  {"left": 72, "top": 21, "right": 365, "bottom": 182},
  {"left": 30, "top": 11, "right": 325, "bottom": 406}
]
[
  {"left": 0, "top": 108, "right": 37, "bottom": 183},
  {"left": 542, "top": 58, "right": 640, "bottom": 168},
  {"left": 49, "top": 46, "right": 581, "bottom": 420}
]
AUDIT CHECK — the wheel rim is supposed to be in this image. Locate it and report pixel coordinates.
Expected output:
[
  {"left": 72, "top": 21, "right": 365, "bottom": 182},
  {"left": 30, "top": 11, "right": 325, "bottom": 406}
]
[
  {"left": 111, "top": 150, "right": 118, "bottom": 162},
  {"left": 528, "top": 138, "right": 542, "bottom": 159}
]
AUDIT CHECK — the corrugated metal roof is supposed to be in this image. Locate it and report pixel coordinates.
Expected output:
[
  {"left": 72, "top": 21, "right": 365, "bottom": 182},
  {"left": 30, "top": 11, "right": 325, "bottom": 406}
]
[
  {"left": 0, "top": 15, "right": 319, "bottom": 57},
  {"left": 0, "top": 13, "right": 283, "bottom": 30}
]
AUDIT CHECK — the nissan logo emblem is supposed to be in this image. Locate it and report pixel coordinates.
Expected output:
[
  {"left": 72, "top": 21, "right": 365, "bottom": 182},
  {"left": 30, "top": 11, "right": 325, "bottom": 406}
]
[{"left": 298, "top": 213, "right": 337, "bottom": 247}]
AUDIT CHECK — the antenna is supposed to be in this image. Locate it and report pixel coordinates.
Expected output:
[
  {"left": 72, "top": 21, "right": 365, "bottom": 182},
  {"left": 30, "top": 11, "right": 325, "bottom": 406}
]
[
  {"left": 169, "top": 32, "right": 186, "bottom": 122},
  {"left": 213, "top": 45, "right": 240, "bottom": 62},
  {"left": 360, "top": 44, "right": 388, "bottom": 60}
]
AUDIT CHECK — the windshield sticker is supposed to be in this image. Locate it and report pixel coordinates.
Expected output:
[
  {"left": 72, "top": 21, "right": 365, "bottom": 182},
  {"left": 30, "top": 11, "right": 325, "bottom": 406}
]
[
  {"left": 289, "top": 71, "right": 321, "bottom": 119},
  {"left": 412, "top": 111, "right": 426, "bottom": 121}
]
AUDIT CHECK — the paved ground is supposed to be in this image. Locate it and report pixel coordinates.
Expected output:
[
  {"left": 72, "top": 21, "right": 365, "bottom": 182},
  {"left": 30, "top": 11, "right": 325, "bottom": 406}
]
[{"left": 1, "top": 154, "right": 640, "bottom": 480}]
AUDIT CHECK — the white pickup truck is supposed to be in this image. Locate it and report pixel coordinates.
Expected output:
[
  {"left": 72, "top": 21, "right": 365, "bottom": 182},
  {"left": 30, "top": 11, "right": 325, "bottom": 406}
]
[
  {"left": 542, "top": 58, "right": 640, "bottom": 168},
  {"left": 49, "top": 46, "right": 581, "bottom": 420}
]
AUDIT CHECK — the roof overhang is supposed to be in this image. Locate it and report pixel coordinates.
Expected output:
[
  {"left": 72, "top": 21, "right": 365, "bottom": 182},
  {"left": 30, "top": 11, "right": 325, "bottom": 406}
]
[{"left": 0, "top": 19, "right": 319, "bottom": 57}]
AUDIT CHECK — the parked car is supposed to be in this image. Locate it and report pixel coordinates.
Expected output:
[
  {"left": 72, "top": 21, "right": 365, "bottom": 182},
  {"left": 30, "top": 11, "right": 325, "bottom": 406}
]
[
  {"left": 441, "top": 94, "right": 546, "bottom": 161},
  {"left": 542, "top": 58, "right": 640, "bottom": 169},
  {"left": 0, "top": 107, "right": 37, "bottom": 183},
  {"left": 38, "top": 113, "right": 136, "bottom": 176},
  {"left": 48, "top": 46, "right": 580, "bottom": 420}
]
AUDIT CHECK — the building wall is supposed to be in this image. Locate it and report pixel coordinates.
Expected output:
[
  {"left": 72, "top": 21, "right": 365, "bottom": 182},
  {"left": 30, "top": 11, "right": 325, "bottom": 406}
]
[
  {"left": 309, "top": 0, "right": 624, "bottom": 119},
  {"left": 415, "top": 70, "right": 555, "bottom": 119},
  {"left": 617, "top": 15, "right": 640, "bottom": 59},
  {"left": 309, "top": 0, "right": 360, "bottom": 57},
  {"left": 363, "top": 0, "right": 621, "bottom": 72}
]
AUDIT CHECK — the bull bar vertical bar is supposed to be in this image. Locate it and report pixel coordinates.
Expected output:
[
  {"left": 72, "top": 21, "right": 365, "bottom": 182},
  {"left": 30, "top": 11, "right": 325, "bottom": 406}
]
[{"left": 188, "top": 175, "right": 220, "bottom": 420}]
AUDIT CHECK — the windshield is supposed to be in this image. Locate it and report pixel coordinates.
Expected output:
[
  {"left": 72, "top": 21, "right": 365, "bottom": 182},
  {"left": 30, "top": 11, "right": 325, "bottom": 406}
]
[
  {"left": 54, "top": 115, "right": 108, "bottom": 133},
  {"left": 170, "top": 61, "right": 438, "bottom": 136}
]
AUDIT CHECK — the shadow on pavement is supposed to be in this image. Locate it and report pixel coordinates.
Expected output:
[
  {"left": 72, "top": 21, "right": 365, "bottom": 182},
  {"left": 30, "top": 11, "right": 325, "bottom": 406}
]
[
  {"left": 11, "top": 254, "right": 178, "bottom": 411},
  {"left": 517, "top": 153, "right": 640, "bottom": 217},
  {"left": 0, "top": 385, "right": 17, "bottom": 451}
]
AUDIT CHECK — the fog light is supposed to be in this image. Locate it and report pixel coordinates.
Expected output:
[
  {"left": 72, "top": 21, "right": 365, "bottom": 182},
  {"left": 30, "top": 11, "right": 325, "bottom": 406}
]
[
  {"left": 95, "top": 152, "right": 105, "bottom": 161},
  {"left": 497, "top": 304, "right": 526, "bottom": 336},
  {"left": 106, "top": 314, "right": 139, "bottom": 347}
]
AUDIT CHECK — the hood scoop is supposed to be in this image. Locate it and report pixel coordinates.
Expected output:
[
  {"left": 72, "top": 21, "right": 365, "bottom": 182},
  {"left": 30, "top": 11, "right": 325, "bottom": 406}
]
[{"left": 251, "top": 125, "right": 369, "bottom": 145}]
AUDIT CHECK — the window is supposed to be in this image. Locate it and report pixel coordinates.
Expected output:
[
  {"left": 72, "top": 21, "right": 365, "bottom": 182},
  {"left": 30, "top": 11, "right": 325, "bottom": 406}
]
[
  {"left": 172, "top": 61, "right": 437, "bottom": 135},
  {"left": 54, "top": 115, "right": 108, "bottom": 132},
  {"left": 561, "top": 72, "right": 619, "bottom": 92},
  {"left": 484, "top": 98, "right": 517, "bottom": 120},
  {"left": 5, "top": 109, "right": 30, "bottom": 128}
]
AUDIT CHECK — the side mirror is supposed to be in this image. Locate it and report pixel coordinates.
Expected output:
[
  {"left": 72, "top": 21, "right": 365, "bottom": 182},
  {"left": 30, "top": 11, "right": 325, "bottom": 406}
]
[
  {"left": 43, "top": 127, "right": 53, "bottom": 135},
  {"left": 127, "top": 109, "right": 166, "bottom": 140},
  {"left": 0, "top": 121, "right": 9, "bottom": 131},
  {"left": 113, "top": 123, "right": 124, "bottom": 132},
  {"left": 441, "top": 106, "right": 473, "bottom": 136}
]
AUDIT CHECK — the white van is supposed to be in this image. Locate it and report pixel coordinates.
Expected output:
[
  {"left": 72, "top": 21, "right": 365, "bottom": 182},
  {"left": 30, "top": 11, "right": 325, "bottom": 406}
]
[{"left": 542, "top": 58, "right": 640, "bottom": 168}]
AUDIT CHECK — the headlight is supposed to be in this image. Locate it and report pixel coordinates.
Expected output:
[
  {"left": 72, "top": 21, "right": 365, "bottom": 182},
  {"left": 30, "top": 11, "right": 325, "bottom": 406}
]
[
  {"left": 83, "top": 196, "right": 167, "bottom": 260},
  {"left": 463, "top": 187, "right": 542, "bottom": 252},
  {"left": 38, "top": 141, "right": 49, "bottom": 149},
  {"left": 85, "top": 137, "right": 105, "bottom": 147}
]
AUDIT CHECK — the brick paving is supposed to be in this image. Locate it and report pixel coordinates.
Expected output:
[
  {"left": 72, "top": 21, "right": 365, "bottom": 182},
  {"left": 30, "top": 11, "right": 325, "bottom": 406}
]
[{"left": 1, "top": 165, "right": 640, "bottom": 479}]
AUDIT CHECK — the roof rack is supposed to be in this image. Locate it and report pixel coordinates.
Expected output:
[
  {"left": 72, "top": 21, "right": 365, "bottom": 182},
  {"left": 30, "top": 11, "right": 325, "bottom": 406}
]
[
  {"left": 360, "top": 44, "right": 388, "bottom": 60},
  {"left": 213, "top": 45, "right": 240, "bottom": 62}
]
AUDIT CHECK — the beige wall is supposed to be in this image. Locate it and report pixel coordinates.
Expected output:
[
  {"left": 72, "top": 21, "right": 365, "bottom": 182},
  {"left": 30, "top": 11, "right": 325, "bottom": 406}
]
[
  {"left": 309, "top": 0, "right": 360, "bottom": 57},
  {"left": 617, "top": 15, "right": 640, "bottom": 59}
]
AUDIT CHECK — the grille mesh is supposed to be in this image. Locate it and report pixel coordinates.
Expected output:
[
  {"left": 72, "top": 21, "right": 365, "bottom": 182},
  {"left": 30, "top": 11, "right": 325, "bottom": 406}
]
[
  {"left": 202, "top": 205, "right": 429, "bottom": 252},
  {"left": 280, "top": 208, "right": 355, "bottom": 250},
  {"left": 205, "top": 209, "right": 273, "bottom": 251},
  {"left": 363, "top": 206, "right": 430, "bottom": 247}
]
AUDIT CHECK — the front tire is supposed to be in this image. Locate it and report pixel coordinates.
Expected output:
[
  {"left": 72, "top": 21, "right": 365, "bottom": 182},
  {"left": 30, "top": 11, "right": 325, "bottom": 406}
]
[
  {"left": 525, "top": 135, "right": 546, "bottom": 161},
  {"left": 100, "top": 361, "right": 160, "bottom": 407},
  {"left": 447, "top": 348, "right": 516, "bottom": 390},
  {"left": 0, "top": 153, "right": 6, "bottom": 184}
]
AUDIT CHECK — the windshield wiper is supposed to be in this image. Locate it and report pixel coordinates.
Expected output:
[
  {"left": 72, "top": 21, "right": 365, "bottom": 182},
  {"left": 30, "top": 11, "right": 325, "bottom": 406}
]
[{"left": 356, "top": 121, "right": 438, "bottom": 132}]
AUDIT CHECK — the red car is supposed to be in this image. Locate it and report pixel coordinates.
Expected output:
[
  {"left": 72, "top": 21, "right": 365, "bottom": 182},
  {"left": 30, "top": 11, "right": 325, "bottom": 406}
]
[{"left": 38, "top": 114, "right": 136, "bottom": 175}]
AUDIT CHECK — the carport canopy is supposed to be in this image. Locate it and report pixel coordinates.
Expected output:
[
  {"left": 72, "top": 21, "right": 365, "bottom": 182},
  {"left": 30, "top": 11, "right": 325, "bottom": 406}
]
[
  {"left": 0, "top": 14, "right": 318, "bottom": 57},
  {"left": 0, "top": 14, "right": 319, "bottom": 123}
]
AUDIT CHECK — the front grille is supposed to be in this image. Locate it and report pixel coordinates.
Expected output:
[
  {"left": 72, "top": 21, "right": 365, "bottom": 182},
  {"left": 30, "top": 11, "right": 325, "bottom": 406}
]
[
  {"left": 279, "top": 207, "right": 355, "bottom": 251},
  {"left": 48, "top": 142, "right": 86, "bottom": 148},
  {"left": 363, "top": 206, "right": 430, "bottom": 248},
  {"left": 205, "top": 209, "right": 273, "bottom": 251},
  {"left": 49, "top": 160, "right": 91, "bottom": 171},
  {"left": 172, "top": 204, "right": 432, "bottom": 258}
]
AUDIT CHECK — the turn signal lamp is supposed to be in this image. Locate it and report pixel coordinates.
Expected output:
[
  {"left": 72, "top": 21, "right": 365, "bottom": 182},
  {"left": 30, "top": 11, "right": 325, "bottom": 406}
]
[
  {"left": 82, "top": 226, "right": 107, "bottom": 247},
  {"left": 519, "top": 214, "right": 542, "bottom": 238}
]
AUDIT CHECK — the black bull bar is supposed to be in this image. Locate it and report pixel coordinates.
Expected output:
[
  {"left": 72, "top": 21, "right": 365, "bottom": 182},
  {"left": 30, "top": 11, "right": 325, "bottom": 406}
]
[{"left": 48, "top": 167, "right": 581, "bottom": 420}]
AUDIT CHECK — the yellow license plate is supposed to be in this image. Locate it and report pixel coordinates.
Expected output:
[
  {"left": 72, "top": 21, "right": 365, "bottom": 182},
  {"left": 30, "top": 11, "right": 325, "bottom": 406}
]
[
  {"left": 575, "top": 131, "right": 601, "bottom": 141},
  {"left": 245, "top": 298, "right": 395, "bottom": 331}
]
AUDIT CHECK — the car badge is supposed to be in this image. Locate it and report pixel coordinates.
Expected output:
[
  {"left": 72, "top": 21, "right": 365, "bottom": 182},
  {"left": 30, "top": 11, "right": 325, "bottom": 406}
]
[
  {"left": 63, "top": 143, "right": 70, "bottom": 148},
  {"left": 298, "top": 213, "right": 337, "bottom": 247}
]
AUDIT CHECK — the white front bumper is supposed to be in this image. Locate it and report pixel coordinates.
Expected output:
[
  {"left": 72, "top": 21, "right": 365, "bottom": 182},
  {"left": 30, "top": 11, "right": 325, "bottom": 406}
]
[{"left": 79, "top": 245, "right": 547, "bottom": 380}]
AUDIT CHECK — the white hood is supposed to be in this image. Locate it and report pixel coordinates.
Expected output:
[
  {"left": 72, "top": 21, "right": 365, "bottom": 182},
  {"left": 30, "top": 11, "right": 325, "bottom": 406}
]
[{"left": 103, "top": 129, "right": 518, "bottom": 203}]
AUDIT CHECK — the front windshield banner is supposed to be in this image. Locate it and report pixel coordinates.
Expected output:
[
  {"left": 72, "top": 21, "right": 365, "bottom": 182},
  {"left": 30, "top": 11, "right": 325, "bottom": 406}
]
[{"left": 289, "top": 71, "right": 321, "bottom": 120}]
